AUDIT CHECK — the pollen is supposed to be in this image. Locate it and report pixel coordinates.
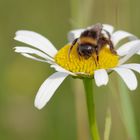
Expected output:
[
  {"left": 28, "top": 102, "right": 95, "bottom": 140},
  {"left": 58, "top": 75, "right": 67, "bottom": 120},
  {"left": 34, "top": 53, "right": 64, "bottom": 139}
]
[{"left": 54, "top": 43, "right": 119, "bottom": 77}]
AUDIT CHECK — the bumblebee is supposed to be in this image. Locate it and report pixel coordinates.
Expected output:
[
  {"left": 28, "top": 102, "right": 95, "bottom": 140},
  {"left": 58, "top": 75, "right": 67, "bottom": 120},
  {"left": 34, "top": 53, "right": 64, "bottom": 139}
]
[{"left": 68, "top": 23, "right": 117, "bottom": 62}]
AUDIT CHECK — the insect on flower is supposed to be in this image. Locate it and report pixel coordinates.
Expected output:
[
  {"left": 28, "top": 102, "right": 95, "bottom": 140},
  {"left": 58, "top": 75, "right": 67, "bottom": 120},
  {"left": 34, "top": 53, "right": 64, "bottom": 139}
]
[
  {"left": 14, "top": 24, "right": 140, "bottom": 109},
  {"left": 68, "top": 23, "right": 117, "bottom": 62}
]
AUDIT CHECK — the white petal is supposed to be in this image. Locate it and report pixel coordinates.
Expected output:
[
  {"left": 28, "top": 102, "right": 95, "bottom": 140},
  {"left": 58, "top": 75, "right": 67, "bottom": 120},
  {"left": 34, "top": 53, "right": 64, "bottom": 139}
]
[
  {"left": 111, "top": 30, "right": 137, "bottom": 46},
  {"left": 34, "top": 72, "right": 69, "bottom": 109},
  {"left": 21, "top": 53, "right": 53, "bottom": 63},
  {"left": 119, "top": 44, "right": 140, "bottom": 65},
  {"left": 137, "top": 50, "right": 140, "bottom": 55},
  {"left": 14, "top": 30, "right": 57, "bottom": 57},
  {"left": 103, "top": 24, "right": 114, "bottom": 34},
  {"left": 116, "top": 40, "right": 140, "bottom": 56},
  {"left": 50, "top": 64, "right": 76, "bottom": 76},
  {"left": 120, "top": 63, "right": 140, "bottom": 73},
  {"left": 67, "top": 29, "right": 85, "bottom": 42},
  {"left": 113, "top": 67, "right": 137, "bottom": 90},
  {"left": 15, "top": 46, "right": 54, "bottom": 62},
  {"left": 94, "top": 69, "right": 109, "bottom": 86}
]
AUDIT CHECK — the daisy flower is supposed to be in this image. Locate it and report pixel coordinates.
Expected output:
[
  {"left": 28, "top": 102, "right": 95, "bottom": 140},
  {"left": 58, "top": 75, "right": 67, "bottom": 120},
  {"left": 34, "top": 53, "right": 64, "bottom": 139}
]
[{"left": 14, "top": 24, "right": 140, "bottom": 109}]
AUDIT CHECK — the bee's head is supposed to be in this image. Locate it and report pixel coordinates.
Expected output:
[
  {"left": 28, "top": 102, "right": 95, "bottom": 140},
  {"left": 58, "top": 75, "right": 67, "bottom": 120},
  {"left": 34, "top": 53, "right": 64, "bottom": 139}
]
[{"left": 78, "top": 43, "right": 96, "bottom": 59}]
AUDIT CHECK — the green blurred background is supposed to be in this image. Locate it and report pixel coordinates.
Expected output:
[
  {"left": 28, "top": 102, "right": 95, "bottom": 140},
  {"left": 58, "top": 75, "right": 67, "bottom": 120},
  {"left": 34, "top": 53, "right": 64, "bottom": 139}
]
[{"left": 0, "top": 0, "right": 140, "bottom": 139}]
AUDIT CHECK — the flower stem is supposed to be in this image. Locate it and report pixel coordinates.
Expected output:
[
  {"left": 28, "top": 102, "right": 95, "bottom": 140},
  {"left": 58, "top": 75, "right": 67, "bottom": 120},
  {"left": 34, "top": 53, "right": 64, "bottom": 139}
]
[{"left": 83, "top": 78, "right": 100, "bottom": 140}]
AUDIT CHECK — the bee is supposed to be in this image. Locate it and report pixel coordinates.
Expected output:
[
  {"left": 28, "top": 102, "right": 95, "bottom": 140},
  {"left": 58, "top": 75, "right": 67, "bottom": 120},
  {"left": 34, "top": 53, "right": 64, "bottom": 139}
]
[{"left": 68, "top": 23, "right": 117, "bottom": 62}]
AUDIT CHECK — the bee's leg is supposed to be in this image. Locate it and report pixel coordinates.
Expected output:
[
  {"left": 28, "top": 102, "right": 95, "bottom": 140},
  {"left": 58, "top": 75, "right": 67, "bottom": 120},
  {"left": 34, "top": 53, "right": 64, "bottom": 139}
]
[
  {"left": 108, "top": 40, "right": 117, "bottom": 54},
  {"left": 95, "top": 45, "right": 101, "bottom": 62},
  {"left": 68, "top": 38, "right": 78, "bottom": 60},
  {"left": 97, "top": 51, "right": 99, "bottom": 61},
  {"left": 99, "top": 37, "right": 117, "bottom": 55},
  {"left": 96, "top": 52, "right": 99, "bottom": 62},
  {"left": 92, "top": 55, "right": 98, "bottom": 66},
  {"left": 77, "top": 46, "right": 81, "bottom": 60},
  {"left": 103, "top": 29, "right": 111, "bottom": 39}
]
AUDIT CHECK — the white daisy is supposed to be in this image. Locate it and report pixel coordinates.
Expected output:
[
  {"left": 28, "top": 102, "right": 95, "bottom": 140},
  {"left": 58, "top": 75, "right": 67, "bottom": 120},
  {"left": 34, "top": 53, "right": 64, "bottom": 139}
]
[{"left": 14, "top": 24, "right": 140, "bottom": 109}]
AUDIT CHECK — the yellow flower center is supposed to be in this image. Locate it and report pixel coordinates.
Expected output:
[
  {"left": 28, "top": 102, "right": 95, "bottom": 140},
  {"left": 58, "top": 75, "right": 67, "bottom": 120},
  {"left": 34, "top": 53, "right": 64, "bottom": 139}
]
[{"left": 54, "top": 43, "right": 119, "bottom": 76}]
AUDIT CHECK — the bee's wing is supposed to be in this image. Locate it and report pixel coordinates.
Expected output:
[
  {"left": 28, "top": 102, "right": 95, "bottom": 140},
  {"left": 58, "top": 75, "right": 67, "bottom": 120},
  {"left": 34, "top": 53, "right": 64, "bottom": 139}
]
[
  {"left": 67, "top": 29, "right": 85, "bottom": 42},
  {"left": 67, "top": 24, "right": 114, "bottom": 42},
  {"left": 87, "top": 24, "right": 114, "bottom": 35}
]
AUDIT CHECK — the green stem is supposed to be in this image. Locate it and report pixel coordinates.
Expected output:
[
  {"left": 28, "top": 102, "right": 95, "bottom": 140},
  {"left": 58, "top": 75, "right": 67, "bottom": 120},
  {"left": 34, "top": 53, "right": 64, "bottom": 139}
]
[{"left": 83, "top": 78, "right": 100, "bottom": 140}]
